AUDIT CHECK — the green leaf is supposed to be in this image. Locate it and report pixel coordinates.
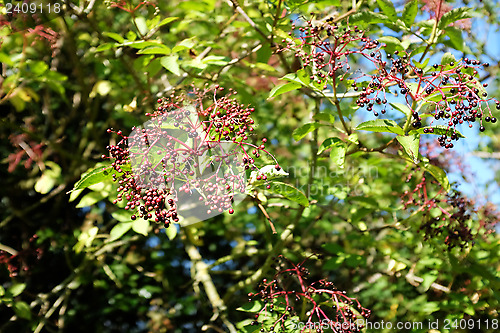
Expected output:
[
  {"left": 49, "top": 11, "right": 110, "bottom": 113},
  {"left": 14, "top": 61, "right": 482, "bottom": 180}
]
[
  {"left": 345, "top": 254, "right": 364, "bottom": 268},
  {"left": 132, "top": 219, "right": 149, "bottom": 236},
  {"left": 313, "top": 112, "right": 336, "bottom": 124},
  {"left": 249, "top": 165, "right": 289, "bottom": 186},
  {"left": 156, "top": 17, "right": 179, "bottom": 28},
  {"left": 75, "top": 192, "right": 107, "bottom": 208},
  {"left": 378, "top": 36, "right": 404, "bottom": 53},
  {"left": 444, "top": 27, "right": 464, "bottom": 51},
  {"left": 137, "top": 45, "right": 171, "bottom": 55},
  {"left": 293, "top": 123, "right": 321, "bottom": 141},
  {"left": 122, "top": 40, "right": 162, "bottom": 49},
  {"left": 402, "top": 0, "right": 418, "bottom": 27},
  {"left": 281, "top": 68, "right": 310, "bottom": 86},
  {"left": 103, "top": 32, "right": 125, "bottom": 43},
  {"left": 253, "top": 62, "right": 277, "bottom": 72},
  {"left": 0, "top": 52, "right": 14, "bottom": 66},
  {"left": 237, "top": 320, "right": 262, "bottom": 333},
  {"left": 466, "top": 77, "right": 488, "bottom": 97},
  {"left": 146, "top": 58, "right": 162, "bottom": 76},
  {"left": 95, "top": 43, "right": 114, "bottom": 52},
  {"left": 355, "top": 119, "right": 404, "bottom": 135},
  {"left": 322, "top": 242, "right": 344, "bottom": 254},
  {"left": 35, "top": 162, "right": 61, "bottom": 194},
  {"left": 409, "top": 125, "right": 465, "bottom": 138},
  {"left": 73, "top": 226, "right": 99, "bottom": 253},
  {"left": 266, "top": 182, "right": 309, "bottom": 207},
  {"left": 324, "top": 256, "right": 344, "bottom": 270},
  {"left": 35, "top": 173, "right": 57, "bottom": 194},
  {"left": 109, "top": 221, "right": 133, "bottom": 242},
  {"left": 268, "top": 82, "right": 301, "bottom": 99},
  {"left": 420, "top": 271, "right": 439, "bottom": 292},
  {"left": 417, "top": 19, "right": 436, "bottom": 29},
  {"left": 27, "top": 60, "right": 48, "bottom": 76},
  {"left": 438, "top": 7, "right": 474, "bottom": 29},
  {"left": 347, "top": 133, "right": 359, "bottom": 144},
  {"left": 134, "top": 17, "right": 149, "bottom": 35},
  {"left": 441, "top": 52, "right": 456, "bottom": 66},
  {"left": 126, "top": 31, "right": 137, "bottom": 41},
  {"left": 318, "top": 137, "right": 343, "bottom": 155},
  {"left": 421, "top": 302, "right": 440, "bottom": 314},
  {"left": 330, "top": 141, "right": 347, "bottom": 169},
  {"left": 184, "top": 58, "right": 207, "bottom": 71},
  {"left": 13, "top": 301, "right": 31, "bottom": 320},
  {"left": 172, "top": 37, "right": 196, "bottom": 52},
  {"left": 237, "top": 300, "right": 263, "bottom": 312},
  {"left": 202, "top": 55, "right": 230, "bottom": 66},
  {"left": 68, "top": 190, "right": 83, "bottom": 202},
  {"left": 390, "top": 102, "right": 412, "bottom": 117},
  {"left": 350, "top": 11, "right": 389, "bottom": 25},
  {"left": 421, "top": 163, "right": 450, "bottom": 192},
  {"left": 376, "top": 0, "right": 397, "bottom": 21},
  {"left": 70, "top": 163, "right": 129, "bottom": 193},
  {"left": 165, "top": 224, "right": 177, "bottom": 240},
  {"left": 346, "top": 196, "right": 380, "bottom": 208},
  {"left": 112, "top": 210, "right": 133, "bottom": 222},
  {"left": 147, "top": 15, "right": 161, "bottom": 30},
  {"left": 8, "top": 283, "right": 26, "bottom": 297},
  {"left": 160, "top": 55, "right": 181, "bottom": 76},
  {"left": 397, "top": 134, "right": 420, "bottom": 163}
]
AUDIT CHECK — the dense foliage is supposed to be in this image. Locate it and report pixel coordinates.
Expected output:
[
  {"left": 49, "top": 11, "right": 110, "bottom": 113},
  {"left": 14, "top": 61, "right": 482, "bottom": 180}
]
[{"left": 1, "top": 0, "right": 500, "bottom": 332}]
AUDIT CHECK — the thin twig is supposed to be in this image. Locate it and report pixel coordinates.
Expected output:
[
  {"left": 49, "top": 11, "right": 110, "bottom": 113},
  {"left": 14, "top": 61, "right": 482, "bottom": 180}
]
[
  {"left": 257, "top": 202, "right": 276, "bottom": 234},
  {"left": 225, "top": 0, "right": 269, "bottom": 41}
]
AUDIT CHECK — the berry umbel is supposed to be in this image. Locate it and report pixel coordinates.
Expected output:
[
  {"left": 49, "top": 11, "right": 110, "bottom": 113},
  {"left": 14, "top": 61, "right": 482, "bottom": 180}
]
[
  {"left": 247, "top": 255, "right": 370, "bottom": 333},
  {"left": 104, "top": 86, "right": 278, "bottom": 226},
  {"left": 279, "top": 19, "right": 499, "bottom": 149}
]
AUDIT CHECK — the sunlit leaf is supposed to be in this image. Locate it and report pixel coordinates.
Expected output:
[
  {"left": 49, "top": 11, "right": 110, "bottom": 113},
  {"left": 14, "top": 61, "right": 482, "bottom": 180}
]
[
  {"left": 355, "top": 119, "right": 404, "bottom": 135},
  {"left": 268, "top": 82, "right": 301, "bottom": 99},
  {"left": 397, "top": 134, "right": 420, "bottom": 163},
  {"left": 266, "top": 182, "right": 309, "bottom": 206},
  {"left": 160, "top": 55, "right": 181, "bottom": 75},
  {"left": 293, "top": 123, "right": 322, "bottom": 141},
  {"left": 402, "top": 0, "right": 418, "bottom": 27}
]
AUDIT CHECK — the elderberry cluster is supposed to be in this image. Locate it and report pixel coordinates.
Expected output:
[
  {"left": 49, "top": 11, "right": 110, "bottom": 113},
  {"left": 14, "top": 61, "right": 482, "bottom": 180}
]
[
  {"left": 247, "top": 255, "right": 370, "bottom": 333},
  {"left": 279, "top": 18, "right": 381, "bottom": 90},
  {"left": 103, "top": 86, "right": 278, "bottom": 226},
  {"left": 419, "top": 191, "right": 476, "bottom": 250},
  {"left": 401, "top": 166, "right": 478, "bottom": 250},
  {"left": 401, "top": 142, "right": 499, "bottom": 250},
  {"left": 348, "top": 52, "right": 499, "bottom": 149},
  {"left": 279, "top": 19, "right": 499, "bottom": 149}
]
